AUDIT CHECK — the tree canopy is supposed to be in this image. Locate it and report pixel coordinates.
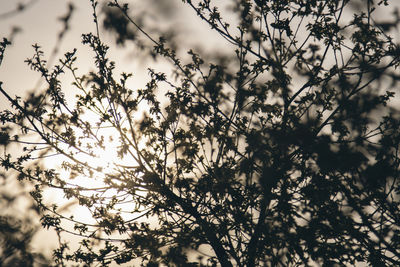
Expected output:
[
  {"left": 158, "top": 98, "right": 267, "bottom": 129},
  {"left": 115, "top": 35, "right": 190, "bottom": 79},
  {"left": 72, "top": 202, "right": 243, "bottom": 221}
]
[{"left": 1, "top": 0, "right": 400, "bottom": 266}]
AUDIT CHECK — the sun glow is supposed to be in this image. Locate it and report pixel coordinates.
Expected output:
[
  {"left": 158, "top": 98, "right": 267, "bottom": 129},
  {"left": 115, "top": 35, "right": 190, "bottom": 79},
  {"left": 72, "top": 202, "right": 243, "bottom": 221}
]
[{"left": 42, "top": 107, "right": 148, "bottom": 226}]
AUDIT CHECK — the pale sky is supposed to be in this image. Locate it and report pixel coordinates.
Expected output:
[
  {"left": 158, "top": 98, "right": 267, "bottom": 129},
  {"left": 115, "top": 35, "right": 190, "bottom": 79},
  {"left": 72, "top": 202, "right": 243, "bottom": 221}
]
[
  {"left": 0, "top": 1, "right": 96, "bottom": 99},
  {"left": 0, "top": 0, "right": 221, "bottom": 110}
]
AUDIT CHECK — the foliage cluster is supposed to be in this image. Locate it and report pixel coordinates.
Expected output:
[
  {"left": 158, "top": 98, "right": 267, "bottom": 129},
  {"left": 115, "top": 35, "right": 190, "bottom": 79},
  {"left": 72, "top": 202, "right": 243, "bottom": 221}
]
[{"left": 1, "top": 0, "right": 400, "bottom": 266}]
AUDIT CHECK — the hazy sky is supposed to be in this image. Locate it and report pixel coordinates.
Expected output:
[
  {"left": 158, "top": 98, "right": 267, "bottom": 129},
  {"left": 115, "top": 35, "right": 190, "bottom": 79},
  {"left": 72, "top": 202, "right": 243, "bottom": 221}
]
[
  {"left": 0, "top": 1, "right": 96, "bottom": 100},
  {"left": 0, "top": 0, "right": 221, "bottom": 111},
  {"left": 1, "top": 0, "right": 399, "bottom": 127}
]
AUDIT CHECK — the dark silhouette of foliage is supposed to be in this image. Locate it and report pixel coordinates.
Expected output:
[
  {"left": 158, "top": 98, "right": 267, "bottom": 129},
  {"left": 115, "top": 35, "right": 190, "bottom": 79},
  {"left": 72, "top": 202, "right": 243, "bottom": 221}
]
[
  {"left": 0, "top": 173, "right": 50, "bottom": 267},
  {"left": 1, "top": 0, "right": 400, "bottom": 266}
]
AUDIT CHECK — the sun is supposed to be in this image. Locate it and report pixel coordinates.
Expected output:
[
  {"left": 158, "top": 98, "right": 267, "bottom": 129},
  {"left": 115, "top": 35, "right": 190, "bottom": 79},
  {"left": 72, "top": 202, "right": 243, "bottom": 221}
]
[
  {"left": 42, "top": 108, "right": 133, "bottom": 203},
  {"left": 60, "top": 118, "right": 128, "bottom": 188}
]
